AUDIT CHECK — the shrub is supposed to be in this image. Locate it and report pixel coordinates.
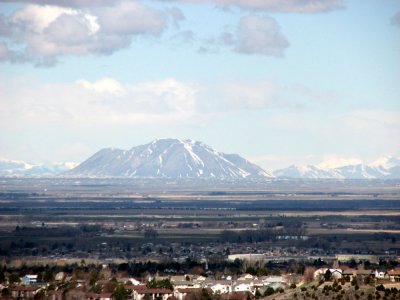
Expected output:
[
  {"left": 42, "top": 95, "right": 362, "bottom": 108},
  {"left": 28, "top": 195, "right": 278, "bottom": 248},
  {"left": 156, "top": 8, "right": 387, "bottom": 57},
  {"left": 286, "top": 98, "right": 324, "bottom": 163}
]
[
  {"left": 263, "top": 287, "right": 274, "bottom": 296},
  {"left": 376, "top": 284, "right": 385, "bottom": 292}
]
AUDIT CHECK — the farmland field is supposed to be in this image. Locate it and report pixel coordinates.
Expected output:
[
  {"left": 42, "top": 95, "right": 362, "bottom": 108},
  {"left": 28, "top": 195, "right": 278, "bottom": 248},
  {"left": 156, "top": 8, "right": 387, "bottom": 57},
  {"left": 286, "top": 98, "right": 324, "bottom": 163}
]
[{"left": 1, "top": 177, "right": 399, "bottom": 262}]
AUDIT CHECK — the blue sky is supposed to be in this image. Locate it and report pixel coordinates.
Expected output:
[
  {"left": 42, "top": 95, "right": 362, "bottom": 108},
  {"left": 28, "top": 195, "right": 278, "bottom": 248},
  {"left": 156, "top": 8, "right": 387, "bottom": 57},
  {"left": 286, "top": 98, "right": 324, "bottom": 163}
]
[{"left": 0, "top": 0, "right": 399, "bottom": 170}]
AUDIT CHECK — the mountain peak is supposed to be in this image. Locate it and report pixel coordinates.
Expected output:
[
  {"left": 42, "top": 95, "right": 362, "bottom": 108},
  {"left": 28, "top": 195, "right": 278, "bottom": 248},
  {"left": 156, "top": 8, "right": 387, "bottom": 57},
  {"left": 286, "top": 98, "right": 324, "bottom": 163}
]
[{"left": 69, "top": 139, "right": 273, "bottom": 179}]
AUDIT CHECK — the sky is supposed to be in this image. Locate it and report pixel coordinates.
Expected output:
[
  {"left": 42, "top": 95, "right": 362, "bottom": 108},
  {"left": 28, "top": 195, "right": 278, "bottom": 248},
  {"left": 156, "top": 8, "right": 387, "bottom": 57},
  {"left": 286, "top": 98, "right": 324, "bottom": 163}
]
[{"left": 0, "top": 0, "right": 399, "bottom": 170}]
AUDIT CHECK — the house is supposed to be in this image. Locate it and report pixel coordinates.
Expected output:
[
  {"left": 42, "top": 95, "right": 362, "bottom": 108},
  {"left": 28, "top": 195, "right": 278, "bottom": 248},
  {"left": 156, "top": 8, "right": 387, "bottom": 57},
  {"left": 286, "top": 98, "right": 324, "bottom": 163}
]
[
  {"left": 237, "top": 274, "right": 256, "bottom": 281},
  {"left": 375, "top": 270, "right": 389, "bottom": 280},
  {"left": 133, "top": 288, "right": 173, "bottom": 300},
  {"left": 202, "top": 281, "right": 232, "bottom": 294},
  {"left": 210, "top": 283, "right": 231, "bottom": 294},
  {"left": 355, "top": 269, "right": 374, "bottom": 279},
  {"left": 169, "top": 275, "right": 187, "bottom": 282},
  {"left": 172, "top": 280, "right": 201, "bottom": 289},
  {"left": 388, "top": 270, "right": 400, "bottom": 282},
  {"left": 54, "top": 272, "right": 67, "bottom": 283},
  {"left": 118, "top": 277, "right": 141, "bottom": 286},
  {"left": 341, "top": 269, "right": 356, "bottom": 279},
  {"left": 233, "top": 282, "right": 253, "bottom": 294},
  {"left": 11, "top": 286, "right": 41, "bottom": 299},
  {"left": 192, "top": 275, "right": 206, "bottom": 282},
  {"left": 314, "top": 268, "right": 342, "bottom": 280},
  {"left": 174, "top": 288, "right": 206, "bottom": 300},
  {"left": 21, "top": 275, "right": 38, "bottom": 285},
  {"left": 260, "top": 276, "right": 288, "bottom": 286}
]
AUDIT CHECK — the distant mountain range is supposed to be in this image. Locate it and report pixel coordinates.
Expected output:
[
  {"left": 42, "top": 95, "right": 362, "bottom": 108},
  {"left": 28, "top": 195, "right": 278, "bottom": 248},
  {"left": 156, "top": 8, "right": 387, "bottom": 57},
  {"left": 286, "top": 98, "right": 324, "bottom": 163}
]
[
  {"left": 68, "top": 138, "right": 272, "bottom": 179},
  {"left": 1, "top": 139, "right": 399, "bottom": 179},
  {"left": 273, "top": 156, "right": 400, "bottom": 179},
  {"left": 0, "top": 159, "right": 76, "bottom": 176}
]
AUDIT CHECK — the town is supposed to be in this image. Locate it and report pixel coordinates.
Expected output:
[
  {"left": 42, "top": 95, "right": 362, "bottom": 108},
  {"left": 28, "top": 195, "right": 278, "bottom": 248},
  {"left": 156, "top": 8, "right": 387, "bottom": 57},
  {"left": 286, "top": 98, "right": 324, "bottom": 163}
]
[
  {"left": 1, "top": 178, "right": 399, "bottom": 299},
  {"left": 1, "top": 254, "right": 400, "bottom": 300}
]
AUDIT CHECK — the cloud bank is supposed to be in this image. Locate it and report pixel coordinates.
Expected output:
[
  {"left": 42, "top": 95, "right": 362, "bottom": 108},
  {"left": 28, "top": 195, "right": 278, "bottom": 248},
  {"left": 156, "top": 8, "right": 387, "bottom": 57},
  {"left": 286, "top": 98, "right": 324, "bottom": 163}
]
[
  {"left": 145, "top": 0, "right": 343, "bottom": 13},
  {"left": 0, "top": 0, "right": 345, "bottom": 65},
  {"left": 0, "top": 2, "right": 175, "bottom": 66}
]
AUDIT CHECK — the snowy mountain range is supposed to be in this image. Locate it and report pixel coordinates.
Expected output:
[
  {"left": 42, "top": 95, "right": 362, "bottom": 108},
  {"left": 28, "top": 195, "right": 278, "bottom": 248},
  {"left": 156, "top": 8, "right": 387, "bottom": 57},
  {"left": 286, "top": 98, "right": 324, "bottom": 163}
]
[
  {"left": 273, "top": 156, "right": 400, "bottom": 179},
  {"left": 1, "top": 139, "right": 399, "bottom": 179},
  {"left": 68, "top": 138, "right": 272, "bottom": 179},
  {"left": 0, "top": 159, "right": 76, "bottom": 176}
]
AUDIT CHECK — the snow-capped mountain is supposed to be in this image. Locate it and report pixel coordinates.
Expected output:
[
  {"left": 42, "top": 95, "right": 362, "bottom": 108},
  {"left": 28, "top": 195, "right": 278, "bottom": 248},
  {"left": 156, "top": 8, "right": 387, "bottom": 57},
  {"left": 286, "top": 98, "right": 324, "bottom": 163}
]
[
  {"left": 69, "top": 138, "right": 272, "bottom": 179},
  {"left": 0, "top": 159, "right": 76, "bottom": 176},
  {"left": 273, "top": 156, "right": 400, "bottom": 179},
  {"left": 273, "top": 165, "right": 343, "bottom": 179}
]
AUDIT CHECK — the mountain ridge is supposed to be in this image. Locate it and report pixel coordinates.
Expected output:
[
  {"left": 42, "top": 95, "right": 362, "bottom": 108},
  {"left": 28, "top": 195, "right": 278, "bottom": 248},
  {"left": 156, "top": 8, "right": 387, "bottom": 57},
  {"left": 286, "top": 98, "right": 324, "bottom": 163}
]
[
  {"left": 68, "top": 138, "right": 273, "bottom": 179},
  {"left": 273, "top": 156, "right": 400, "bottom": 179},
  {"left": 1, "top": 144, "right": 399, "bottom": 179}
]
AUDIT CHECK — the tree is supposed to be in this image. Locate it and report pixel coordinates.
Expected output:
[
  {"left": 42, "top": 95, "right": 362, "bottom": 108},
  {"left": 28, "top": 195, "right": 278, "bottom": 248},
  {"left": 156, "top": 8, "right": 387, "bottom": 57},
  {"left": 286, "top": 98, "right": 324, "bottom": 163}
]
[
  {"left": 147, "top": 278, "right": 173, "bottom": 290},
  {"left": 43, "top": 269, "right": 54, "bottom": 282},
  {"left": 34, "top": 290, "right": 45, "bottom": 300},
  {"left": 112, "top": 284, "right": 130, "bottom": 300},
  {"left": 324, "top": 269, "right": 332, "bottom": 281},
  {"left": 0, "top": 270, "right": 5, "bottom": 283},
  {"left": 1, "top": 288, "right": 10, "bottom": 296},
  {"left": 8, "top": 273, "right": 20, "bottom": 285}
]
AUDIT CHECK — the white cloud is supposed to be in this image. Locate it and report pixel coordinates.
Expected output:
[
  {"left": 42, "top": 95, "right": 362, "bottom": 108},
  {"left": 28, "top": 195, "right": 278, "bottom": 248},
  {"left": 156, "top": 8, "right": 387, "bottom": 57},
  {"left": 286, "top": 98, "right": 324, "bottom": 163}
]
[
  {"left": 234, "top": 14, "right": 289, "bottom": 56},
  {"left": 1, "top": 0, "right": 344, "bottom": 13},
  {"left": 0, "top": 2, "right": 174, "bottom": 66},
  {"left": 95, "top": 1, "right": 166, "bottom": 35},
  {"left": 0, "top": 77, "right": 201, "bottom": 127},
  {"left": 77, "top": 77, "right": 126, "bottom": 96},
  {"left": 160, "top": 0, "right": 343, "bottom": 13},
  {"left": 130, "top": 78, "right": 198, "bottom": 113},
  {"left": 201, "top": 15, "right": 289, "bottom": 57}
]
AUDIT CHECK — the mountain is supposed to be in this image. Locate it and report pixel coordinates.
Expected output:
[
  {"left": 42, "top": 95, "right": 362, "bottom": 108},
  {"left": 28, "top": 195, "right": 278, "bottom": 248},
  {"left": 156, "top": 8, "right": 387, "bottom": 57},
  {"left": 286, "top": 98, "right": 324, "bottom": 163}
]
[
  {"left": 2, "top": 148, "right": 399, "bottom": 179},
  {"left": 273, "top": 165, "right": 343, "bottom": 179},
  {"left": 273, "top": 156, "right": 400, "bottom": 179},
  {"left": 0, "top": 159, "right": 76, "bottom": 176},
  {"left": 69, "top": 138, "right": 273, "bottom": 179}
]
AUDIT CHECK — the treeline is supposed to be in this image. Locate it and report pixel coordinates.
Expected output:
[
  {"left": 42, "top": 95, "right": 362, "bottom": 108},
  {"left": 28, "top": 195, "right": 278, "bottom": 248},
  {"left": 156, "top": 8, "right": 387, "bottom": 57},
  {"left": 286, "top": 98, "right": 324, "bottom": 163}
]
[
  {"left": 13, "top": 224, "right": 105, "bottom": 237},
  {"left": 219, "top": 227, "right": 305, "bottom": 243}
]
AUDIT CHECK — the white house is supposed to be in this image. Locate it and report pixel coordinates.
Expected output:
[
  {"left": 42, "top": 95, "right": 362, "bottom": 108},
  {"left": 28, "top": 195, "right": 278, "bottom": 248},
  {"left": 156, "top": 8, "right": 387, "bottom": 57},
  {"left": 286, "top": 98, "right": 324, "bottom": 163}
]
[
  {"left": 233, "top": 282, "right": 253, "bottom": 294},
  {"left": 237, "top": 274, "right": 256, "bottom": 281},
  {"left": 314, "top": 268, "right": 342, "bottom": 280},
  {"left": 207, "top": 282, "right": 232, "bottom": 294},
  {"left": 22, "top": 275, "right": 38, "bottom": 285},
  {"left": 118, "top": 277, "right": 141, "bottom": 285},
  {"left": 261, "top": 276, "right": 288, "bottom": 286},
  {"left": 375, "top": 270, "right": 389, "bottom": 280}
]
